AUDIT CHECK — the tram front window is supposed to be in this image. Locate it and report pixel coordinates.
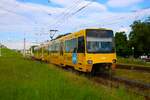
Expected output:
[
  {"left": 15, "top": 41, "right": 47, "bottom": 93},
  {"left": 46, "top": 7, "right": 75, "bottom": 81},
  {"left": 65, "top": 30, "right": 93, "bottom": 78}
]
[{"left": 86, "top": 29, "right": 114, "bottom": 53}]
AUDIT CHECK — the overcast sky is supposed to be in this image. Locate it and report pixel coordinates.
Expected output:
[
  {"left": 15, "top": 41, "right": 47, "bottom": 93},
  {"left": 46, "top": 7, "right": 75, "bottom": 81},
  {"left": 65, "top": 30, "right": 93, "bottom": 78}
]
[{"left": 0, "top": 0, "right": 150, "bottom": 49}]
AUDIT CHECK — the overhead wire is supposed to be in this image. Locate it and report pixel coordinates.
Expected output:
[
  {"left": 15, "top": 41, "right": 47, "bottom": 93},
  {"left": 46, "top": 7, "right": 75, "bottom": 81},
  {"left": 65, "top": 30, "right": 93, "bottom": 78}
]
[
  {"left": 36, "top": 0, "right": 96, "bottom": 37},
  {"left": 1, "top": 0, "right": 150, "bottom": 43},
  {"left": 48, "top": 0, "right": 89, "bottom": 38},
  {"left": 49, "top": 0, "right": 84, "bottom": 27},
  {"left": 52, "top": 0, "right": 96, "bottom": 32},
  {"left": 74, "top": 7, "right": 150, "bottom": 30},
  {"left": 1, "top": 7, "right": 149, "bottom": 28},
  {"left": 0, "top": 6, "right": 28, "bottom": 20},
  {"left": 0, "top": 0, "right": 94, "bottom": 35},
  {"left": 0, "top": 0, "right": 53, "bottom": 27},
  {"left": 100, "top": 8, "right": 150, "bottom": 27},
  {"left": 43, "top": 0, "right": 97, "bottom": 39},
  {"left": 1, "top": 0, "right": 52, "bottom": 16},
  {"left": 49, "top": 0, "right": 95, "bottom": 28}
]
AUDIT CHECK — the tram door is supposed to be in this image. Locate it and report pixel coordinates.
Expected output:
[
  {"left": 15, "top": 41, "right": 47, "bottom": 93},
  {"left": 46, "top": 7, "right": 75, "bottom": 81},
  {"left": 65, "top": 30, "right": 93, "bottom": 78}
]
[
  {"left": 77, "top": 36, "right": 85, "bottom": 69},
  {"left": 59, "top": 41, "right": 64, "bottom": 66}
]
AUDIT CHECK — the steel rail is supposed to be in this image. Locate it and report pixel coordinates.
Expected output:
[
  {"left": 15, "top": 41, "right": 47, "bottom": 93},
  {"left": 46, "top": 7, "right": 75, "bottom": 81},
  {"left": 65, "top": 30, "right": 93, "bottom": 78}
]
[{"left": 116, "top": 63, "right": 150, "bottom": 73}]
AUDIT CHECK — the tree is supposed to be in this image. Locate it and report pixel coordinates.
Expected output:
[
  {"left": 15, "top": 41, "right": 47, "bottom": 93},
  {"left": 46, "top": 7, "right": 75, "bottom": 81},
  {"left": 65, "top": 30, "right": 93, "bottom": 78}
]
[
  {"left": 115, "top": 32, "right": 130, "bottom": 57},
  {"left": 129, "top": 18, "right": 150, "bottom": 57}
]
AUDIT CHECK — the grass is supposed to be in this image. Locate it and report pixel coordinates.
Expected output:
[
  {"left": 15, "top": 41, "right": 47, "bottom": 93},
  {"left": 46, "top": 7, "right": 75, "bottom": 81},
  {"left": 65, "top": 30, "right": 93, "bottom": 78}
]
[
  {"left": 117, "top": 57, "right": 150, "bottom": 67},
  {"left": 115, "top": 69, "right": 150, "bottom": 84},
  {"left": 0, "top": 48, "right": 144, "bottom": 100}
]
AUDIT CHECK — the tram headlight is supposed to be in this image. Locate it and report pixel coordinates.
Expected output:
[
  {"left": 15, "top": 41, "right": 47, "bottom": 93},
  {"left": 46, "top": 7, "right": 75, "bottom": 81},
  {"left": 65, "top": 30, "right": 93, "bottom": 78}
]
[
  {"left": 87, "top": 60, "right": 93, "bottom": 64},
  {"left": 112, "top": 59, "right": 116, "bottom": 63}
]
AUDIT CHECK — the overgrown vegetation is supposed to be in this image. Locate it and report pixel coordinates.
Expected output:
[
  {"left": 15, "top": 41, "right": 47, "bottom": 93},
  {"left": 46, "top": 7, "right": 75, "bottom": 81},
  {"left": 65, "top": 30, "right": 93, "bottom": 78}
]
[
  {"left": 0, "top": 48, "right": 144, "bottom": 100},
  {"left": 117, "top": 57, "right": 150, "bottom": 66},
  {"left": 115, "top": 69, "right": 150, "bottom": 84},
  {"left": 115, "top": 17, "right": 150, "bottom": 57},
  {"left": 115, "top": 32, "right": 131, "bottom": 57}
]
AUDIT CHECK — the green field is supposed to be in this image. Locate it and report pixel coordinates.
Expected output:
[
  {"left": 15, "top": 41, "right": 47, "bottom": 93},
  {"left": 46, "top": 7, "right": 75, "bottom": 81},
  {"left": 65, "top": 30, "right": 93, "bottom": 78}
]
[
  {"left": 115, "top": 69, "right": 150, "bottom": 84},
  {"left": 117, "top": 57, "right": 150, "bottom": 67},
  {"left": 0, "top": 48, "right": 144, "bottom": 100}
]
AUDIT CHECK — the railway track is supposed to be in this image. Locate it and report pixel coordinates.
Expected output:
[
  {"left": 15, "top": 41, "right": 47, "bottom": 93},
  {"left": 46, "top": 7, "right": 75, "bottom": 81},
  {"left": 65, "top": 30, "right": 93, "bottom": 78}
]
[
  {"left": 30, "top": 58, "right": 150, "bottom": 99},
  {"left": 91, "top": 73, "right": 150, "bottom": 100},
  {"left": 91, "top": 72, "right": 150, "bottom": 90},
  {"left": 112, "top": 76, "right": 150, "bottom": 89},
  {"left": 64, "top": 67, "right": 150, "bottom": 98},
  {"left": 116, "top": 63, "right": 150, "bottom": 73},
  {"left": 65, "top": 68, "right": 150, "bottom": 99}
]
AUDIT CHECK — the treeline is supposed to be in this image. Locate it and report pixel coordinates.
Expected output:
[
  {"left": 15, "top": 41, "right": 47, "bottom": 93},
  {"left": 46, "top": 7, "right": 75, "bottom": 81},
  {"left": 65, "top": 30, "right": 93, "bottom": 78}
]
[{"left": 115, "top": 17, "right": 150, "bottom": 58}]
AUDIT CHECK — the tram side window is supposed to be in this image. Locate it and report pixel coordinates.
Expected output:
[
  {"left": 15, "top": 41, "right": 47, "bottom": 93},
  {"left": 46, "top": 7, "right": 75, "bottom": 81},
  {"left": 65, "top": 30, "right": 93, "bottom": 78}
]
[
  {"left": 60, "top": 42, "right": 63, "bottom": 55},
  {"left": 51, "top": 44, "right": 54, "bottom": 52},
  {"left": 65, "top": 40, "right": 70, "bottom": 53},
  {"left": 48, "top": 44, "right": 56, "bottom": 53},
  {"left": 56, "top": 43, "right": 60, "bottom": 52},
  {"left": 65, "top": 38, "right": 77, "bottom": 53},
  {"left": 51, "top": 43, "right": 59, "bottom": 53},
  {"left": 48, "top": 45, "right": 51, "bottom": 53},
  {"left": 72, "top": 38, "right": 77, "bottom": 52},
  {"left": 78, "top": 36, "right": 85, "bottom": 53}
]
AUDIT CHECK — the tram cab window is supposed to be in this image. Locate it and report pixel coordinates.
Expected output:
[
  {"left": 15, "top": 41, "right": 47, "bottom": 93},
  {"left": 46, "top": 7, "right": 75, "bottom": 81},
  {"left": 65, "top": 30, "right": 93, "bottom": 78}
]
[
  {"left": 86, "top": 29, "right": 114, "bottom": 53},
  {"left": 78, "top": 36, "right": 85, "bottom": 53}
]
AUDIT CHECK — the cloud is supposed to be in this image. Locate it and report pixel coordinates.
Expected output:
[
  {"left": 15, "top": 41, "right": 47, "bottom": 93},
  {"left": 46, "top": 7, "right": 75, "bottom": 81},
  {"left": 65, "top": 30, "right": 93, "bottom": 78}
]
[
  {"left": 50, "top": 0, "right": 74, "bottom": 7},
  {"left": 82, "top": 1, "right": 107, "bottom": 13},
  {"left": 117, "top": 27, "right": 131, "bottom": 33},
  {"left": 3, "top": 41, "right": 34, "bottom": 50},
  {"left": 0, "top": 0, "right": 65, "bottom": 33},
  {"left": 0, "top": 0, "right": 149, "bottom": 49},
  {"left": 107, "top": 0, "right": 143, "bottom": 7},
  {"left": 0, "top": 0, "right": 107, "bottom": 33}
]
